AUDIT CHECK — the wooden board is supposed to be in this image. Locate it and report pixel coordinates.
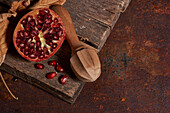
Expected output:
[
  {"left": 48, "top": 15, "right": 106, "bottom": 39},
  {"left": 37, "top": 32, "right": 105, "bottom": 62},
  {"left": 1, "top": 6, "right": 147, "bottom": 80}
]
[{"left": 0, "top": 0, "right": 131, "bottom": 103}]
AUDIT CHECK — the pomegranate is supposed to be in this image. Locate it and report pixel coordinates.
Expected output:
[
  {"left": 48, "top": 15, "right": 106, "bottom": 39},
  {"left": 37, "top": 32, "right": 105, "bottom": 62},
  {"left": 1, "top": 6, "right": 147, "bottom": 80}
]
[
  {"left": 48, "top": 60, "right": 58, "bottom": 66},
  {"left": 59, "top": 75, "right": 68, "bottom": 84},
  {"left": 46, "top": 72, "right": 57, "bottom": 79},
  {"left": 55, "top": 64, "right": 64, "bottom": 72},
  {"left": 13, "top": 8, "right": 65, "bottom": 62},
  {"left": 35, "top": 63, "right": 44, "bottom": 69}
]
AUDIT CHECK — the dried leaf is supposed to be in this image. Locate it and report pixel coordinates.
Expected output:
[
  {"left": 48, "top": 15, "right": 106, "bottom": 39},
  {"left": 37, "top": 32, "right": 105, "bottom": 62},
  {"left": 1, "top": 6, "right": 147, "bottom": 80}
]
[{"left": 29, "top": 0, "right": 66, "bottom": 9}]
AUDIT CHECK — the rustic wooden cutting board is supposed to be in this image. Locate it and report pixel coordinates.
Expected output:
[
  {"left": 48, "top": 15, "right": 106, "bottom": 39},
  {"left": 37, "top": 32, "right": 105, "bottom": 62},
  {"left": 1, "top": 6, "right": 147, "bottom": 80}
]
[{"left": 0, "top": 0, "right": 131, "bottom": 103}]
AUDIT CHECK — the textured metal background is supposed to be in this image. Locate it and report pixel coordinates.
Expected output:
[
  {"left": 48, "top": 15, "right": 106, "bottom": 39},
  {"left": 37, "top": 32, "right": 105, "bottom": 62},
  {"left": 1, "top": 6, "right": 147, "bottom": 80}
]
[{"left": 0, "top": 0, "right": 169, "bottom": 112}]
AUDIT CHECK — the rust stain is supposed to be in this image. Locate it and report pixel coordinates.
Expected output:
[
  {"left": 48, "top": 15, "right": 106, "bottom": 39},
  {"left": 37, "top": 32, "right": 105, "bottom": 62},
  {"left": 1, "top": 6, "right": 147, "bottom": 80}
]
[
  {"left": 99, "top": 105, "right": 104, "bottom": 109},
  {"left": 121, "top": 98, "right": 125, "bottom": 102},
  {"left": 136, "top": 0, "right": 170, "bottom": 15},
  {"left": 125, "top": 26, "right": 132, "bottom": 34}
]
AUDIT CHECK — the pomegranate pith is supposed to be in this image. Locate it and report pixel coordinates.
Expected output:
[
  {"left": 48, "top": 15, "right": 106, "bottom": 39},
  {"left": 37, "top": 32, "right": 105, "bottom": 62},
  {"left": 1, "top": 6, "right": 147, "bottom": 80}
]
[{"left": 13, "top": 8, "right": 65, "bottom": 62}]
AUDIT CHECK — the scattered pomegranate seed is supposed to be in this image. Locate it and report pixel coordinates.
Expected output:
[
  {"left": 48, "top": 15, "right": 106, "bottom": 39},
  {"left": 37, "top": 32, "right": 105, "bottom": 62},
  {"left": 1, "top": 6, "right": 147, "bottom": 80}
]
[
  {"left": 48, "top": 61, "right": 58, "bottom": 66},
  {"left": 35, "top": 63, "right": 44, "bottom": 69},
  {"left": 55, "top": 65, "right": 64, "bottom": 72},
  {"left": 60, "top": 75, "right": 68, "bottom": 85},
  {"left": 46, "top": 72, "right": 57, "bottom": 79}
]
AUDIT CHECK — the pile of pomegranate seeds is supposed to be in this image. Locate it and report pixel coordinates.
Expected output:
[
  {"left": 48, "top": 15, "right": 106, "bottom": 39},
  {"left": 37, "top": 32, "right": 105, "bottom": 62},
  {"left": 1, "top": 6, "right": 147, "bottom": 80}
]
[
  {"left": 13, "top": 8, "right": 65, "bottom": 62},
  {"left": 35, "top": 61, "right": 68, "bottom": 84}
]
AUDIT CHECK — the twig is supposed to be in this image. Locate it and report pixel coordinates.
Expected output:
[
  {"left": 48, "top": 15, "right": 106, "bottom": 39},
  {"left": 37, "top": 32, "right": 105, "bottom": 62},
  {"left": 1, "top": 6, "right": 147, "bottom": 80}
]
[{"left": 0, "top": 72, "right": 18, "bottom": 100}]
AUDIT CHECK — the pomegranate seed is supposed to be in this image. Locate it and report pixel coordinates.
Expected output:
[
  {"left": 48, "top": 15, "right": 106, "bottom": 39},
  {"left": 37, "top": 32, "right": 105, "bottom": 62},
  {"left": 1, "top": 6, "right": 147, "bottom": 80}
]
[
  {"left": 35, "top": 63, "right": 44, "bottom": 69},
  {"left": 29, "top": 48, "right": 34, "bottom": 53},
  {"left": 45, "top": 18, "right": 52, "bottom": 24},
  {"left": 24, "top": 31, "right": 29, "bottom": 37},
  {"left": 39, "top": 54, "right": 45, "bottom": 59},
  {"left": 36, "top": 47, "right": 42, "bottom": 51},
  {"left": 55, "top": 65, "right": 64, "bottom": 72},
  {"left": 46, "top": 51, "right": 49, "bottom": 55},
  {"left": 30, "top": 42, "right": 35, "bottom": 47},
  {"left": 25, "top": 24, "right": 31, "bottom": 31},
  {"left": 50, "top": 48, "right": 54, "bottom": 52},
  {"left": 47, "top": 41, "right": 53, "bottom": 46},
  {"left": 39, "top": 10, "right": 46, "bottom": 15},
  {"left": 44, "top": 9, "right": 50, "bottom": 14},
  {"left": 21, "top": 18, "right": 27, "bottom": 24},
  {"left": 36, "top": 41, "right": 41, "bottom": 46},
  {"left": 20, "top": 43, "right": 25, "bottom": 48},
  {"left": 52, "top": 43, "right": 57, "bottom": 49},
  {"left": 29, "top": 53, "right": 37, "bottom": 59},
  {"left": 53, "top": 36, "right": 59, "bottom": 40},
  {"left": 27, "top": 15, "right": 33, "bottom": 21},
  {"left": 46, "top": 72, "right": 57, "bottom": 79},
  {"left": 19, "top": 31, "right": 24, "bottom": 37},
  {"left": 29, "top": 19, "right": 35, "bottom": 26},
  {"left": 37, "top": 14, "right": 44, "bottom": 20},
  {"left": 48, "top": 61, "right": 58, "bottom": 66},
  {"left": 37, "top": 19, "right": 43, "bottom": 24},
  {"left": 53, "top": 18, "right": 58, "bottom": 23},
  {"left": 60, "top": 75, "right": 68, "bottom": 85},
  {"left": 16, "top": 38, "right": 21, "bottom": 43},
  {"left": 57, "top": 30, "right": 63, "bottom": 37},
  {"left": 24, "top": 50, "right": 29, "bottom": 56},
  {"left": 25, "top": 46, "right": 29, "bottom": 50},
  {"left": 20, "top": 47, "right": 25, "bottom": 52},
  {"left": 36, "top": 24, "right": 42, "bottom": 30}
]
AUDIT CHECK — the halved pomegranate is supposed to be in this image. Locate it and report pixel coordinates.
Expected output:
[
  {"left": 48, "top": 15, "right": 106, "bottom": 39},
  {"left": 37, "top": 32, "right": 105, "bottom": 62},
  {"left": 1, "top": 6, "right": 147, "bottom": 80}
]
[{"left": 13, "top": 8, "right": 65, "bottom": 62}]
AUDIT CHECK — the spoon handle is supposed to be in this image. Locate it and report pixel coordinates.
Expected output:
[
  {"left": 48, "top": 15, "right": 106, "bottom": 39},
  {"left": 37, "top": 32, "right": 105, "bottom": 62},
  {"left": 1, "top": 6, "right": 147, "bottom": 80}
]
[{"left": 51, "top": 5, "right": 83, "bottom": 51}]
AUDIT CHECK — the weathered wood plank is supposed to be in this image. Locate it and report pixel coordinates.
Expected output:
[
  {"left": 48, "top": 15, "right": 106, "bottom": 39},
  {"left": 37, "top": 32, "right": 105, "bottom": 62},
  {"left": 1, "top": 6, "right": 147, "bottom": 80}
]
[
  {"left": 63, "top": 0, "right": 131, "bottom": 50},
  {"left": 64, "top": 0, "right": 125, "bottom": 26},
  {"left": 0, "top": 42, "right": 85, "bottom": 103},
  {"left": 0, "top": 0, "right": 131, "bottom": 103}
]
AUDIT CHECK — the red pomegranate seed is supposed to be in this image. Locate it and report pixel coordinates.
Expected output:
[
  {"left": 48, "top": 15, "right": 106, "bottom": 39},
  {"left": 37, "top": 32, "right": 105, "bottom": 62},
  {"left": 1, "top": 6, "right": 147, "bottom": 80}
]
[
  {"left": 29, "top": 53, "right": 37, "bottom": 59},
  {"left": 46, "top": 72, "right": 57, "bottom": 79},
  {"left": 53, "top": 18, "right": 58, "bottom": 23},
  {"left": 48, "top": 61, "right": 58, "bottom": 66},
  {"left": 27, "top": 15, "right": 33, "bottom": 21},
  {"left": 55, "top": 65, "right": 64, "bottom": 72},
  {"left": 39, "top": 54, "right": 45, "bottom": 59},
  {"left": 60, "top": 75, "right": 68, "bottom": 85},
  {"left": 35, "top": 63, "right": 44, "bottom": 69}
]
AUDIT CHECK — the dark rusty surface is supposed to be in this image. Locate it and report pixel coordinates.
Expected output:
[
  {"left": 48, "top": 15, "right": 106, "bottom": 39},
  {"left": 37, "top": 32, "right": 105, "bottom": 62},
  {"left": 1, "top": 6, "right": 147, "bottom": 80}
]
[{"left": 0, "top": 0, "right": 169, "bottom": 112}]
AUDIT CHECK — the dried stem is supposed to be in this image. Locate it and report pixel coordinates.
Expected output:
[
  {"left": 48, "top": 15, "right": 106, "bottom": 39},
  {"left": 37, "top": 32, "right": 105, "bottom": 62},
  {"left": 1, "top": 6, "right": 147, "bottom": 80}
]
[{"left": 0, "top": 72, "right": 18, "bottom": 100}]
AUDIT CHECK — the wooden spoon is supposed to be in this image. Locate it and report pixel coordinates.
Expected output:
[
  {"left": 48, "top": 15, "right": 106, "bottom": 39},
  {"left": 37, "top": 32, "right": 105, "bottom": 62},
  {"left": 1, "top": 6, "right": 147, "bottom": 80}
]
[{"left": 51, "top": 5, "right": 101, "bottom": 82}]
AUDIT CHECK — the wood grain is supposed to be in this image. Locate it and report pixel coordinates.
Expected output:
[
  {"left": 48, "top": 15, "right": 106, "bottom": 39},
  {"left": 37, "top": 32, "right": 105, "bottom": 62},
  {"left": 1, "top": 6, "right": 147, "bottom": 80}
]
[
  {"left": 0, "top": 0, "right": 131, "bottom": 103},
  {"left": 0, "top": 0, "right": 169, "bottom": 112}
]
